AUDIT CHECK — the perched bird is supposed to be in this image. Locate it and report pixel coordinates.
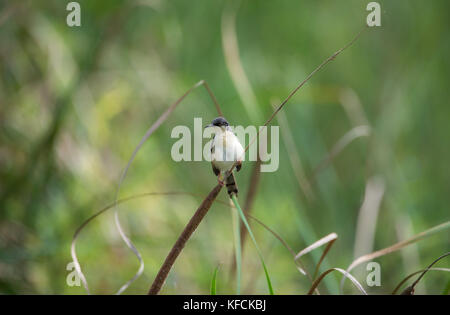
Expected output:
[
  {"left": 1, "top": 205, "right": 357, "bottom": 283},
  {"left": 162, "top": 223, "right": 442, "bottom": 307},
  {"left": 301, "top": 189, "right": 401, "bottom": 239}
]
[{"left": 205, "top": 117, "right": 244, "bottom": 197}]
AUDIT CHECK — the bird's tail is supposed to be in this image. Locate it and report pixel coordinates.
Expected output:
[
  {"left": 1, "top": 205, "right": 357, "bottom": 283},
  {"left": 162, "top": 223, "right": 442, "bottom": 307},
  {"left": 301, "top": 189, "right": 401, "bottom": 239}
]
[{"left": 225, "top": 171, "right": 238, "bottom": 197}]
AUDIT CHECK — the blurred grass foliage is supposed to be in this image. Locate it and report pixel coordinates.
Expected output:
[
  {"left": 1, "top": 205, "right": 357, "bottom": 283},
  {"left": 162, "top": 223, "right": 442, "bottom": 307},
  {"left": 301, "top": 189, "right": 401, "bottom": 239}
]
[{"left": 0, "top": 0, "right": 449, "bottom": 294}]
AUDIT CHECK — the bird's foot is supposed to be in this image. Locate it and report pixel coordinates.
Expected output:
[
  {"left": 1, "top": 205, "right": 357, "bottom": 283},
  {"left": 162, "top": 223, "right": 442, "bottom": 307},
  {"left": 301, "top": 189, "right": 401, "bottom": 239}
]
[{"left": 217, "top": 178, "right": 225, "bottom": 186}]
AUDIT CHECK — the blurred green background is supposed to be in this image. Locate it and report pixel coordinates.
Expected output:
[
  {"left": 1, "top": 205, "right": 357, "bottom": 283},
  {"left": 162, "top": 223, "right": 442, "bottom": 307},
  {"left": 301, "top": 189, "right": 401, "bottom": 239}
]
[{"left": 1, "top": 0, "right": 449, "bottom": 294}]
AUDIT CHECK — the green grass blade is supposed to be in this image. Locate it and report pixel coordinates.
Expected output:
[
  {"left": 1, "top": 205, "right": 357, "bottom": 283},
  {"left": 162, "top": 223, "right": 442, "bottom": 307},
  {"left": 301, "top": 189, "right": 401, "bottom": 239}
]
[
  {"left": 231, "top": 204, "right": 242, "bottom": 294},
  {"left": 210, "top": 265, "right": 220, "bottom": 295},
  {"left": 231, "top": 195, "right": 274, "bottom": 295}
]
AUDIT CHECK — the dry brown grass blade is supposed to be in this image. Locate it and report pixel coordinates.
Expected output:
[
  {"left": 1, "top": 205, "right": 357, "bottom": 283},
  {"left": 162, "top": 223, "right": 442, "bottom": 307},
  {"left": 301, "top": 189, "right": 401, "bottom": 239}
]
[
  {"left": 341, "top": 220, "right": 450, "bottom": 292},
  {"left": 145, "top": 23, "right": 366, "bottom": 295},
  {"left": 295, "top": 233, "right": 338, "bottom": 261},
  {"left": 391, "top": 268, "right": 450, "bottom": 295},
  {"left": 71, "top": 191, "right": 219, "bottom": 294},
  {"left": 397, "top": 252, "right": 450, "bottom": 295},
  {"left": 245, "top": 213, "right": 320, "bottom": 294},
  {"left": 307, "top": 268, "right": 367, "bottom": 295},
  {"left": 258, "top": 27, "right": 367, "bottom": 132},
  {"left": 313, "top": 238, "right": 338, "bottom": 280},
  {"left": 226, "top": 26, "right": 367, "bottom": 175},
  {"left": 294, "top": 232, "right": 338, "bottom": 289},
  {"left": 221, "top": 15, "right": 366, "bottom": 292},
  {"left": 112, "top": 79, "right": 223, "bottom": 294},
  {"left": 73, "top": 78, "right": 224, "bottom": 294}
]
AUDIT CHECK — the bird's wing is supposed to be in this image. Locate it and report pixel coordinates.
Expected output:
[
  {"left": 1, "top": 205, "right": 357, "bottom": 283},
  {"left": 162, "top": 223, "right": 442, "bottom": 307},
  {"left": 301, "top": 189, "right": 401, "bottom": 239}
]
[
  {"left": 236, "top": 160, "right": 242, "bottom": 172},
  {"left": 212, "top": 163, "right": 220, "bottom": 176}
]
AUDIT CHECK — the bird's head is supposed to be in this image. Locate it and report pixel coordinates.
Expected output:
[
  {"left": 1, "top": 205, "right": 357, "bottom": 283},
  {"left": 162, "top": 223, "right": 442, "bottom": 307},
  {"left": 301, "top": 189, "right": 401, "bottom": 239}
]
[{"left": 205, "top": 117, "right": 229, "bottom": 131}]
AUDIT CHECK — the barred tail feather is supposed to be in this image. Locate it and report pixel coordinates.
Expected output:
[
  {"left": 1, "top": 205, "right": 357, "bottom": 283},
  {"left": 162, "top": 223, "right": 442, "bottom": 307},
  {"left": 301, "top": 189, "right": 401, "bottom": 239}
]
[{"left": 226, "top": 172, "right": 238, "bottom": 197}]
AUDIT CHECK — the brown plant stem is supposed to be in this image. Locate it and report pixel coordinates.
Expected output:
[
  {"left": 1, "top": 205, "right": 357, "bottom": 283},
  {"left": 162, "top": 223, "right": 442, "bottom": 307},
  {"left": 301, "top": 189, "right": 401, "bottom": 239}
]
[
  {"left": 399, "top": 252, "right": 450, "bottom": 295},
  {"left": 148, "top": 24, "right": 367, "bottom": 295},
  {"left": 148, "top": 184, "right": 223, "bottom": 295}
]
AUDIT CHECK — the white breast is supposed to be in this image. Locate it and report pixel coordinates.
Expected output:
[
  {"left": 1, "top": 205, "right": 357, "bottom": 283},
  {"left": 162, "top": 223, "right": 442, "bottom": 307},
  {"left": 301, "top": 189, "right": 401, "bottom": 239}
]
[{"left": 212, "top": 130, "right": 244, "bottom": 172}]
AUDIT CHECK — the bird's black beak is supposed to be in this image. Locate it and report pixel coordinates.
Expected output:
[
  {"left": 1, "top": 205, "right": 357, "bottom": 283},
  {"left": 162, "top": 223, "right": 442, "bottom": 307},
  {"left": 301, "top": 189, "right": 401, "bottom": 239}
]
[{"left": 204, "top": 124, "right": 213, "bottom": 129}]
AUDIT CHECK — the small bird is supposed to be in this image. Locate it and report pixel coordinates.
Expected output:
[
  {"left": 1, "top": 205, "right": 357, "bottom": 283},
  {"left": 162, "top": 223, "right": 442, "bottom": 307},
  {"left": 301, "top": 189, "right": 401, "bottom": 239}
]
[{"left": 205, "top": 117, "right": 244, "bottom": 197}]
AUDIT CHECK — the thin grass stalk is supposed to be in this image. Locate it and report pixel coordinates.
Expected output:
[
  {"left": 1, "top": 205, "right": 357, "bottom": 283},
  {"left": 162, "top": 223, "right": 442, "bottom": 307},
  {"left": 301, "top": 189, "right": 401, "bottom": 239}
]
[
  {"left": 307, "top": 268, "right": 367, "bottom": 295},
  {"left": 399, "top": 252, "right": 450, "bottom": 295},
  {"left": 210, "top": 265, "right": 220, "bottom": 295},
  {"left": 113, "top": 79, "right": 224, "bottom": 294},
  {"left": 231, "top": 198, "right": 242, "bottom": 294},
  {"left": 340, "top": 220, "right": 450, "bottom": 292},
  {"left": 145, "top": 25, "right": 366, "bottom": 295},
  {"left": 312, "top": 238, "right": 337, "bottom": 280},
  {"left": 231, "top": 195, "right": 274, "bottom": 295},
  {"left": 71, "top": 191, "right": 206, "bottom": 294},
  {"left": 246, "top": 213, "right": 320, "bottom": 295},
  {"left": 229, "top": 159, "right": 262, "bottom": 279},
  {"left": 391, "top": 268, "right": 450, "bottom": 295}
]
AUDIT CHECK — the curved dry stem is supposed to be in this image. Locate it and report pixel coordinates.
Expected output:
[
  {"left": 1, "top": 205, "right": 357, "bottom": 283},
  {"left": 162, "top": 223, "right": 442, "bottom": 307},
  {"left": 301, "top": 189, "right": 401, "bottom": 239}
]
[
  {"left": 294, "top": 233, "right": 338, "bottom": 291},
  {"left": 398, "top": 252, "right": 450, "bottom": 295},
  {"left": 391, "top": 268, "right": 450, "bottom": 295},
  {"left": 295, "top": 233, "right": 338, "bottom": 261},
  {"left": 340, "top": 220, "right": 450, "bottom": 292},
  {"left": 71, "top": 188, "right": 331, "bottom": 295},
  {"left": 95, "top": 22, "right": 366, "bottom": 295},
  {"left": 246, "top": 214, "right": 322, "bottom": 294},
  {"left": 71, "top": 191, "right": 206, "bottom": 294},
  {"left": 308, "top": 268, "right": 367, "bottom": 295},
  {"left": 313, "top": 238, "right": 338, "bottom": 281},
  {"left": 227, "top": 26, "right": 367, "bottom": 176},
  {"left": 112, "top": 79, "right": 223, "bottom": 294}
]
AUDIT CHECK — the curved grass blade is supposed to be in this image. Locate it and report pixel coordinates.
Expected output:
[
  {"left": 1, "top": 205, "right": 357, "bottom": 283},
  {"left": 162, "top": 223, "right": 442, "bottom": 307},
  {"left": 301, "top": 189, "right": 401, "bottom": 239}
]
[
  {"left": 397, "top": 252, "right": 450, "bottom": 295},
  {"left": 295, "top": 233, "right": 338, "bottom": 261},
  {"left": 71, "top": 191, "right": 227, "bottom": 294},
  {"left": 210, "top": 265, "right": 220, "bottom": 295},
  {"left": 246, "top": 213, "right": 321, "bottom": 294},
  {"left": 313, "top": 237, "right": 338, "bottom": 280},
  {"left": 308, "top": 268, "right": 367, "bottom": 295},
  {"left": 231, "top": 195, "right": 274, "bottom": 295},
  {"left": 391, "top": 268, "right": 450, "bottom": 295},
  {"left": 295, "top": 233, "right": 338, "bottom": 281},
  {"left": 111, "top": 80, "right": 223, "bottom": 294},
  {"left": 340, "top": 220, "right": 450, "bottom": 292}
]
